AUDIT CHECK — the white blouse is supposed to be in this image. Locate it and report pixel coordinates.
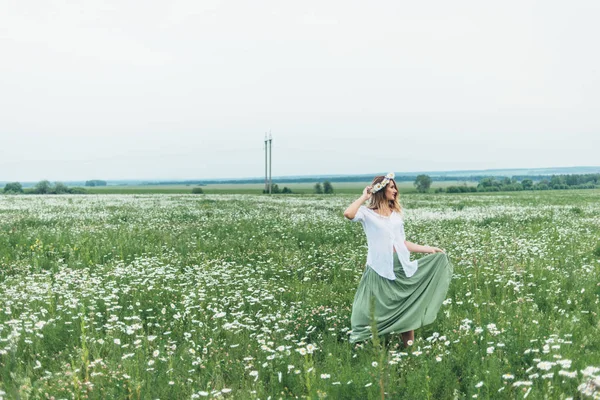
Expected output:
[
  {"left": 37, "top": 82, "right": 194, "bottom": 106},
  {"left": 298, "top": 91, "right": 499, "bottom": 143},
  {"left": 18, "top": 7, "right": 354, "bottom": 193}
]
[{"left": 349, "top": 205, "right": 419, "bottom": 280}]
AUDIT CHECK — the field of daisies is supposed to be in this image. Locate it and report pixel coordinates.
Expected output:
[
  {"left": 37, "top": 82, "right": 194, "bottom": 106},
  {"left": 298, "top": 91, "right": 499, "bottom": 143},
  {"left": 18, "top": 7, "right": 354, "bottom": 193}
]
[{"left": 1, "top": 191, "right": 599, "bottom": 399}]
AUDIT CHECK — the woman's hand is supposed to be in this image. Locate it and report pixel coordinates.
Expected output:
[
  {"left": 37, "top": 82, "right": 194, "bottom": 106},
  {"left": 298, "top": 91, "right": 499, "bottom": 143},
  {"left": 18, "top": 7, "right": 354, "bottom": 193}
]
[
  {"left": 405, "top": 241, "right": 446, "bottom": 254},
  {"left": 362, "top": 186, "right": 373, "bottom": 200},
  {"left": 427, "top": 246, "right": 444, "bottom": 254}
]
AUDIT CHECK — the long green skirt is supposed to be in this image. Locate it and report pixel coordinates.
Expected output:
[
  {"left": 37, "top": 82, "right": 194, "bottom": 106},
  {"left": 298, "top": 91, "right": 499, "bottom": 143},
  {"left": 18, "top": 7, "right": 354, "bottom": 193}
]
[{"left": 349, "top": 252, "right": 453, "bottom": 343}]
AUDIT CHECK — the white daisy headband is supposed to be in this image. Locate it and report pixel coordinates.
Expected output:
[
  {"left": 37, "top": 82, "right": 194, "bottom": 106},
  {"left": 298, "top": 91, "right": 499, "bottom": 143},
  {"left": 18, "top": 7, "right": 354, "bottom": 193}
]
[{"left": 371, "top": 172, "right": 395, "bottom": 193}]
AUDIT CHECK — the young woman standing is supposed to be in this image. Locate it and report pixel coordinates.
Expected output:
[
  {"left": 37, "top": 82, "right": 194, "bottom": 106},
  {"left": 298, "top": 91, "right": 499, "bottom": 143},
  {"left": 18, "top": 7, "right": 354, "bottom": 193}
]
[{"left": 344, "top": 173, "right": 453, "bottom": 346}]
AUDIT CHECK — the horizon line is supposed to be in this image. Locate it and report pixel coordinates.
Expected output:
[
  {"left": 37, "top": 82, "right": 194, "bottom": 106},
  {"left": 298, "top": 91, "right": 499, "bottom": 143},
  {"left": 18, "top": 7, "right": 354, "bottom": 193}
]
[{"left": 2, "top": 165, "right": 599, "bottom": 184}]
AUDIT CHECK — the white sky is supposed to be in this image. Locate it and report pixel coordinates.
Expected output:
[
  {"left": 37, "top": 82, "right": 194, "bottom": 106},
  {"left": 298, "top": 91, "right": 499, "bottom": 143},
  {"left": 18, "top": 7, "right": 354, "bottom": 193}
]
[{"left": 1, "top": 0, "right": 599, "bottom": 181}]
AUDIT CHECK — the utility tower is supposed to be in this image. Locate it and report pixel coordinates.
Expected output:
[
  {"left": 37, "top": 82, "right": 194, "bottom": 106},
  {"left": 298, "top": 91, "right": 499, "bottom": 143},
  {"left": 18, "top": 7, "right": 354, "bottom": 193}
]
[
  {"left": 268, "top": 132, "right": 272, "bottom": 194},
  {"left": 264, "top": 132, "right": 273, "bottom": 194},
  {"left": 264, "top": 134, "right": 268, "bottom": 193}
]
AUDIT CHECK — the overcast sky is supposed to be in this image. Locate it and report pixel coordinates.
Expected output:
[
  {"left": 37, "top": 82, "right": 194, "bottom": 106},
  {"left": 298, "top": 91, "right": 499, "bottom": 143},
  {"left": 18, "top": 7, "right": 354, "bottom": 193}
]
[{"left": 1, "top": 0, "right": 599, "bottom": 181}]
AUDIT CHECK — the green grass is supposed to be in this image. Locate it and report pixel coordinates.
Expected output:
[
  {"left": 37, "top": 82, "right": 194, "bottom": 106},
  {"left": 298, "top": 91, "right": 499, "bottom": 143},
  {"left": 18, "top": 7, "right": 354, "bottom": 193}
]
[{"left": 1, "top": 190, "right": 599, "bottom": 399}]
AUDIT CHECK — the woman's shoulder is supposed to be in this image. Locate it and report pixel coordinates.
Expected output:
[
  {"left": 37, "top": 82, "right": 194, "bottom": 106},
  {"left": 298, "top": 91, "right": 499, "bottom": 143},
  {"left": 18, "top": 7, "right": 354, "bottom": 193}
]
[
  {"left": 365, "top": 207, "right": 398, "bottom": 219},
  {"left": 391, "top": 211, "right": 404, "bottom": 221},
  {"left": 358, "top": 206, "right": 379, "bottom": 220}
]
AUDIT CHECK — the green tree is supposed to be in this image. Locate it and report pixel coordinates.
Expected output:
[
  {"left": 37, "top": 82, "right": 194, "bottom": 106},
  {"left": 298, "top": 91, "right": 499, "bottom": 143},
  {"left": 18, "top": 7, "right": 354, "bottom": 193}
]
[
  {"left": 314, "top": 183, "right": 323, "bottom": 194},
  {"left": 68, "top": 187, "right": 87, "bottom": 194},
  {"left": 33, "top": 180, "right": 52, "bottom": 194},
  {"left": 262, "top": 183, "right": 281, "bottom": 194},
  {"left": 565, "top": 175, "right": 579, "bottom": 186},
  {"left": 53, "top": 182, "right": 69, "bottom": 194},
  {"left": 478, "top": 177, "right": 500, "bottom": 189},
  {"left": 521, "top": 179, "right": 534, "bottom": 190},
  {"left": 414, "top": 174, "right": 432, "bottom": 193},
  {"left": 323, "top": 181, "right": 334, "bottom": 194},
  {"left": 3, "top": 182, "right": 23, "bottom": 194},
  {"left": 191, "top": 187, "right": 204, "bottom": 194},
  {"left": 550, "top": 175, "right": 564, "bottom": 187}
]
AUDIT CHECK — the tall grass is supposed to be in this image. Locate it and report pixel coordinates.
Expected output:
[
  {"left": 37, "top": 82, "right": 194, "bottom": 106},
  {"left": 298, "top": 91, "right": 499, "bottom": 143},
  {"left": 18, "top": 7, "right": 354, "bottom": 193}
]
[{"left": 0, "top": 191, "right": 599, "bottom": 398}]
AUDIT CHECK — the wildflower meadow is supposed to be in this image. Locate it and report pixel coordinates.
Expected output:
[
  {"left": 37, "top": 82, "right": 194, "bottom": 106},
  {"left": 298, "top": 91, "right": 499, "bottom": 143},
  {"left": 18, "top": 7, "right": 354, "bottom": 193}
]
[{"left": 1, "top": 191, "right": 599, "bottom": 399}]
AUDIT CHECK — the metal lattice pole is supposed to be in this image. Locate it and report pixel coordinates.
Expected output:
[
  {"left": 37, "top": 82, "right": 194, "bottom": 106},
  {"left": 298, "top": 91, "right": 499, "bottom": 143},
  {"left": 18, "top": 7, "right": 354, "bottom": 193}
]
[
  {"left": 264, "top": 133, "right": 268, "bottom": 193},
  {"left": 268, "top": 132, "right": 272, "bottom": 194}
]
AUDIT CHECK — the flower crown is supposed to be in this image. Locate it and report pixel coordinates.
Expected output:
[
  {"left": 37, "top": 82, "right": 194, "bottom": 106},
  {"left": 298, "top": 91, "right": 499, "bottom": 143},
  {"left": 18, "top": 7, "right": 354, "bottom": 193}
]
[{"left": 371, "top": 172, "right": 395, "bottom": 194}]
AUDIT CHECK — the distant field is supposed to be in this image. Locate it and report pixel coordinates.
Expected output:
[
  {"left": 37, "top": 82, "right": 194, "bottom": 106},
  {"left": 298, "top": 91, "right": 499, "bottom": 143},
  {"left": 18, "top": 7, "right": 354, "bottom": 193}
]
[{"left": 85, "top": 180, "right": 477, "bottom": 195}]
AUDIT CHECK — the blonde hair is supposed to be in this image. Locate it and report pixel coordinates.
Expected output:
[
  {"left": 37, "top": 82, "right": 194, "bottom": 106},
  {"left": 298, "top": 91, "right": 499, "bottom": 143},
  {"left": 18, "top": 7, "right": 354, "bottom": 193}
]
[{"left": 368, "top": 175, "right": 402, "bottom": 213}]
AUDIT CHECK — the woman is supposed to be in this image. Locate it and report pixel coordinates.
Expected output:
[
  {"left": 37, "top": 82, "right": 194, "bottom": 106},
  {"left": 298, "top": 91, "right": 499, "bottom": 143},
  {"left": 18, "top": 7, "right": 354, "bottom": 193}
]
[{"left": 344, "top": 173, "right": 453, "bottom": 346}]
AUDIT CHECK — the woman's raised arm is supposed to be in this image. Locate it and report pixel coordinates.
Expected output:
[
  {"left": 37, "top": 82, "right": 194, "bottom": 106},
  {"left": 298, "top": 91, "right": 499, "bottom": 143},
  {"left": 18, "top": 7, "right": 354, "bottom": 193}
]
[{"left": 344, "top": 186, "right": 372, "bottom": 219}]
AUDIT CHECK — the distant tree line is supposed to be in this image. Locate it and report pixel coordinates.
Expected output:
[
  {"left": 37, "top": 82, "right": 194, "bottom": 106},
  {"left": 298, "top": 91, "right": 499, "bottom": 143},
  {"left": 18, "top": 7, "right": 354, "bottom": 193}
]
[
  {"left": 433, "top": 173, "right": 600, "bottom": 193},
  {"left": 510, "top": 174, "right": 600, "bottom": 185},
  {"left": 145, "top": 175, "right": 494, "bottom": 185},
  {"left": 435, "top": 185, "right": 477, "bottom": 193},
  {"left": 3, "top": 181, "right": 87, "bottom": 195},
  {"left": 145, "top": 173, "right": 600, "bottom": 186},
  {"left": 85, "top": 180, "right": 107, "bottom": 187},
  {"left": 263, "top": 183, "right": 293, "bottom": 194}
]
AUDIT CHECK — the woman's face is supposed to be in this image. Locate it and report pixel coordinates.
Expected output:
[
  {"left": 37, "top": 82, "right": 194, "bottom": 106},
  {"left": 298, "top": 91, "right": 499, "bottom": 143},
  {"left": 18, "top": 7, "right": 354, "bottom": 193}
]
[{"left": 384, "top": 181, "right": 397, "bottom": 201}]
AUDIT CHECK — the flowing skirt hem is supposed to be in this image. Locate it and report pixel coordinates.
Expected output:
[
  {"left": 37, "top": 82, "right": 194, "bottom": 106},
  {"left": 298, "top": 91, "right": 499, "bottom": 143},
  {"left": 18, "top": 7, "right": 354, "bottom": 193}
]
[{"left": 349, "top": 252, "right": 453, "bottom": 343}]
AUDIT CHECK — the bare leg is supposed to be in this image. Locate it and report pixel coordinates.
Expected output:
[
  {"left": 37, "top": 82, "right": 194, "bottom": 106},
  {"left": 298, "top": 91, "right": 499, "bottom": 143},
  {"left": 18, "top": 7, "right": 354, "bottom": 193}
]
[{"left": 401, "top": 330, "right": 414, "bottom": 347}]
